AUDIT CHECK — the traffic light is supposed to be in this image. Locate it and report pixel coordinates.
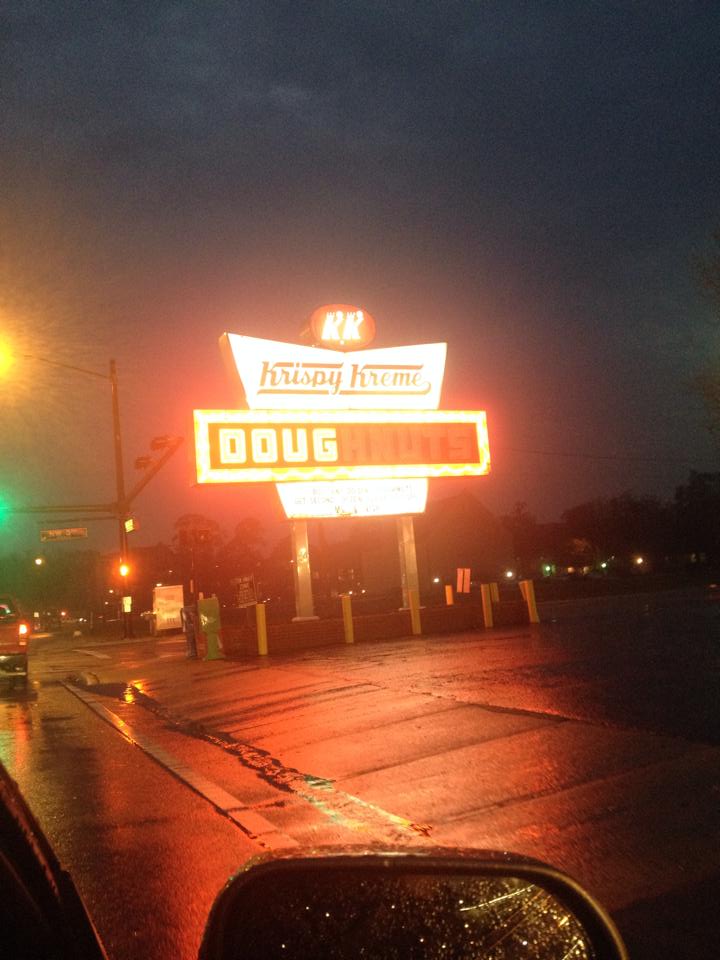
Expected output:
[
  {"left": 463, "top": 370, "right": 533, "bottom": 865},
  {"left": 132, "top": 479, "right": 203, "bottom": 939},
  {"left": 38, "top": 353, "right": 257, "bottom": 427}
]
[{"left": 0, "top": 493, "right": 11, "bottom": 525}]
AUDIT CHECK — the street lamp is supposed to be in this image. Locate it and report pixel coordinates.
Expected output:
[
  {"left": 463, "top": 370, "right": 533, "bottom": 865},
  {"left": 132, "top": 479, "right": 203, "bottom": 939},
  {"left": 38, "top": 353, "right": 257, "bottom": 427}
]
[
  {"left": 21, "top": 355, "right": 130, "bottom": 560},
  {"left": 7, "top": 352, "right": 183, "bottom": 637},
  {"left": 14, "top": 354, "right": 130, "bottom": 633}
]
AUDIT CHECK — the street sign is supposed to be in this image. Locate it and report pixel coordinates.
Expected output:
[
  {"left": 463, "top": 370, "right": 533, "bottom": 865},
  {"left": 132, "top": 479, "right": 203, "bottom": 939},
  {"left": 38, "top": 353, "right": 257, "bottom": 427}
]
[
  {"left": 40, "top": 527, "right": 88, "bottom": 542},
  {"left": 456, "top": 567, "right": 471, "bottom": 594},
  {"left": 232, "top": 574, "right": 257, "bottom": 608}
]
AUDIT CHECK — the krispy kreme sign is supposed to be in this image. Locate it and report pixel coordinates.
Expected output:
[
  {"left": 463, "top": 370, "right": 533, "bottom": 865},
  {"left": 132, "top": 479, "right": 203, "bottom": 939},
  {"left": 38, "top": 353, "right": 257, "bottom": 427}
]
[
  {"left": 194, "top": 410, "right": 490, "bottom": 484},
  {"left": 195, "top": 305, "right": 490, "bottom": 517},
  {"left": 301, "top": 303, "right": 377, "bottom": 351},
  {"left": 220, "top": 335, "right": 446, "bottom": 410}
]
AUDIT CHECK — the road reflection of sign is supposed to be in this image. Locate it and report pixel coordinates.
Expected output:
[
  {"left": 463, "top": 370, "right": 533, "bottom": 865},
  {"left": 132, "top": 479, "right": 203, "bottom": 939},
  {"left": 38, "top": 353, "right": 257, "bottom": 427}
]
[
  {"left": 232, "top": 574, "right": 257, "bottom": 608},
  {"left": 194, "top": 410, "right": 490, "bottom": 484},
  {"left": 40, "top": 527, "right": 88, "bottom": 542}
]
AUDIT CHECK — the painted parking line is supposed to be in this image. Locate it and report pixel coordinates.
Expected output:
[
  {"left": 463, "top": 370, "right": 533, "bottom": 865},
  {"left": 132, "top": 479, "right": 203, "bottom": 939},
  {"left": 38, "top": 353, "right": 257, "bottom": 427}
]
[
  {"left": 72, "top": 649, "right": 112, "bottom": 660},
  {"left": 61, "top": 681, "right": 297, "bottom": 851}
]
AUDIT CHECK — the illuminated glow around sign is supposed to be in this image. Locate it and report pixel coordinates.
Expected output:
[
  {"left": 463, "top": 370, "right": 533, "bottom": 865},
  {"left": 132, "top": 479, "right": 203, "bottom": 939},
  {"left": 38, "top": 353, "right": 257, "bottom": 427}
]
[
  {"left": 194, "top": 409, "right": 490, "bottom": 484},
  {"left": 304, "top": 303, "right": 377, "bottom": 350},
  {"left": 206, "top": 324, "right": 490, "bottom": 518},
  {"left": 220, "top": 335, "right": 447, "bottom": 410},
  {"left": 277, "top": 479, "right": 429, "bottom": 518}
]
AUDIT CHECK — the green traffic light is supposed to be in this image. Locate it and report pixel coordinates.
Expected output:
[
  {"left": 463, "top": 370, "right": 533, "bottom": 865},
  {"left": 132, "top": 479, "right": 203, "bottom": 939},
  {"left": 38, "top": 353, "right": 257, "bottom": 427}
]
[{"left": 0, "top": 493, "right": 11, "bottom": 524}]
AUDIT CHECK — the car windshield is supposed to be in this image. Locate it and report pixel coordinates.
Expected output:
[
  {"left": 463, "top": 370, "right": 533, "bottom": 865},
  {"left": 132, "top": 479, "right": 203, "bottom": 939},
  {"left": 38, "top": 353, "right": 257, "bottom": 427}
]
[{"left": 0, "top": 600, "right": 17, "bottom": 619}]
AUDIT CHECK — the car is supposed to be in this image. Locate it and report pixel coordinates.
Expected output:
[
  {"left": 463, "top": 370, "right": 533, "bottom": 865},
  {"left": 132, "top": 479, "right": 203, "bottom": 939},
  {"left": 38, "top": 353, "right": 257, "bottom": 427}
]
[{"left": 0, "top": 595, "right": 30, "bottom": 688}]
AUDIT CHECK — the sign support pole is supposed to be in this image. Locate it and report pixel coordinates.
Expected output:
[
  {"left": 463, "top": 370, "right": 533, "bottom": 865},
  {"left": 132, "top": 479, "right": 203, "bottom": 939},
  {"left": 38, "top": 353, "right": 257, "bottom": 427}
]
[
  {"left": 396, "top": 515, "right": 420, "bottom": 610},
  {"left": 291, "top": 519, "right": 318, "bottom": 621}
]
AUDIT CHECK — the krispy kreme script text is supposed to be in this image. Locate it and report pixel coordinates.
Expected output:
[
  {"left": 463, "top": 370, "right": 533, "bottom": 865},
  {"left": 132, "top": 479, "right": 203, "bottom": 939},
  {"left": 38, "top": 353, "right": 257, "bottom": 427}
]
[{"left": 257, "top": 360, "right": 432, "bottom": 397}]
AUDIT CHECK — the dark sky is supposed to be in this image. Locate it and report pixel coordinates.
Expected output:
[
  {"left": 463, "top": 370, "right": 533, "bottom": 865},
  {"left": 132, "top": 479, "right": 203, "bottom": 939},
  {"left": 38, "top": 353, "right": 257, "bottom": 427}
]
[{"left": 1, "top": 1, "right": 719, "bottom": 556}]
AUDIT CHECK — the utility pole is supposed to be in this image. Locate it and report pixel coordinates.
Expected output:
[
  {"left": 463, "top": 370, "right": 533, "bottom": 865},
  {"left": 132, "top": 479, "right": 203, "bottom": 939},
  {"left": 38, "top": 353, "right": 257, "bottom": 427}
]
[{"left": 110, "top": 359, "right": 129, "bottom": 565}]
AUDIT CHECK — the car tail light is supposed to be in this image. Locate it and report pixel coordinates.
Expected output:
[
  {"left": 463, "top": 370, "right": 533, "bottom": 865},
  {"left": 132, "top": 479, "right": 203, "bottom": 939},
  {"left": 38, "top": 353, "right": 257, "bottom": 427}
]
[{"left": 18, "top": 622, "right": 29, "bottom": 643}]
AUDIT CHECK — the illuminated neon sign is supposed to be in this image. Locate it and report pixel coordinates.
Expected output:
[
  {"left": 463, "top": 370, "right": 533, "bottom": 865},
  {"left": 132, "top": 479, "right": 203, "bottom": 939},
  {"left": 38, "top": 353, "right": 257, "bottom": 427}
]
[
  {"left": 276, "top": 479, "right": 429, "bottom": 518},
  {"left": 196, "top": 308, "right": 491, "bottom": 518},
  {"left": 194, "top": 410, "right": 490, "bottom": 484},
  {"left": 302, "top": 303, "right": 377, "bottom": 350},
  {"left": 220, "top": 335, "right": 447, "bottom": 410}
]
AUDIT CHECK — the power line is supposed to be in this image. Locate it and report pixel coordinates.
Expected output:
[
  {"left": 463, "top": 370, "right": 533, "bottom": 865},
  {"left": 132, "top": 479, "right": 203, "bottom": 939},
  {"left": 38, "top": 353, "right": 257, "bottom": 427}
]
[{"left": 502, "top": 447, "right": 716, "bottom": 466}]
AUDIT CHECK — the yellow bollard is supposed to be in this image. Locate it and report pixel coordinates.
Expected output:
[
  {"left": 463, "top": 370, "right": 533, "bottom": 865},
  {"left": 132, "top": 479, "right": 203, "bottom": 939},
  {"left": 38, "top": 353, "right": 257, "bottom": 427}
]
[
  {"left": 490, "top": 582, "right": 500, "bottom": 603},
  {"left": 480, "top": 583, "right": 494, "bottom": 628},
  {"left": 445, "top": 584, "right": 454, "bottom": 606},
  {"left": 255, "top": 602, "right": 268, "bottom": 656},
  {"left": 520, "top": 579, "right": 540, "bottom": 624},
  {"left": 408, "top": 588, "right": 422, "bottom": 635},
  {"left": 341, "top": 594, "right": 354, "bottom": 644}
]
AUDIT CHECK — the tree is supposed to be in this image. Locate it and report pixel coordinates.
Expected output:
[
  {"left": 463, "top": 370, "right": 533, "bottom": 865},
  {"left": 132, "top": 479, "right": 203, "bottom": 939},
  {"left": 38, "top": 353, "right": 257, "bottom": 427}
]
[
  {"left": 216, "top": 517, "right": 265, "bottom": 594},
  {"left": 172, "top": 513, "right": 222, "bottom": 548},
  {"left": 695, "top": 229, "right": 720, "bottom": 307},
  {"left": 673, "top": 471, "right": 720, "bottom": 563},
  {"left": 693, "top": 231, "right": 720, "bottom": 431},
  {"left": 501, "top": 502, "right": 540, "bottom": 575},
  {"left": 225, "top": 518, "right": 264, "bottom": 570},
  {"left": 561, "top": 492, "right": 671, "bottom": 565},
  {"left": 172, "top": 514, "right": 223, "bottom": 596}
]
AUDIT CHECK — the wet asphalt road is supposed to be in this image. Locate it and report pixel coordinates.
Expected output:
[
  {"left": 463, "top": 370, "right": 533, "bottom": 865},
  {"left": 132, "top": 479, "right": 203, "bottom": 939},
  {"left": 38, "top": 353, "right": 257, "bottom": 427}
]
[{"left": 1, "top": 587, "right": 719, "bottom": 959}]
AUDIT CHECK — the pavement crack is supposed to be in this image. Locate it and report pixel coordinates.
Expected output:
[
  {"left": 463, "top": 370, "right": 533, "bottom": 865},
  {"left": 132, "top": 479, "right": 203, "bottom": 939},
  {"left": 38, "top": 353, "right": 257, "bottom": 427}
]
[{"left": 118, "top": 682, "right": 434, "bottom": 843}]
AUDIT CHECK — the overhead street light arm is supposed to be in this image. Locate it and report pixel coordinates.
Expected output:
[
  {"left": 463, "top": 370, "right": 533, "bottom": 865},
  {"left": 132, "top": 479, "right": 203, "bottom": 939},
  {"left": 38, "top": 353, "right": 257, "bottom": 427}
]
[
  {"left": 22, "top": 354, "right": 109, "bottom": 381},
  {"left": 11, "top": 503, "right": 116, "bottom": 514},
  {"left": 124, "top": 436, "right": 183, "bottom": 507}
]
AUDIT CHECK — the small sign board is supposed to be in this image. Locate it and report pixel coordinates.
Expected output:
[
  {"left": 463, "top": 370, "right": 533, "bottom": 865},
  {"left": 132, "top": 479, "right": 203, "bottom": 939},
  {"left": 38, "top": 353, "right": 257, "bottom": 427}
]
[
  {"left": 40, "top": 527, "right": 88, "bottom": 542},
  {"left": 153, "top": 585, "right": 184, "bottom": 632},
  {"left": 456, "top": 567, "right": 471, "bottom": 594},
  {"left": 231, "top": 574, "right": 257, "bottom": 608}
]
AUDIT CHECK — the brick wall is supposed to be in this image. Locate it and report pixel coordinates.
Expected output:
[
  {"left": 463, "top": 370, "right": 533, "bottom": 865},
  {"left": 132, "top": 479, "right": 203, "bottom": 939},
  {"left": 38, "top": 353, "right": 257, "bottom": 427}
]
[{"left": 220, "top": 597, "right": 529, "bottom": 658}]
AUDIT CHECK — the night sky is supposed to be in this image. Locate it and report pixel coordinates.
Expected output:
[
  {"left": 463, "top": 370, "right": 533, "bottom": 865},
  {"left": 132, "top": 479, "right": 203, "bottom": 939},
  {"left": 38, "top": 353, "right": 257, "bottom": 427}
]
[{"left": 1, "top": 1, "right": 719, "bottom": 556}]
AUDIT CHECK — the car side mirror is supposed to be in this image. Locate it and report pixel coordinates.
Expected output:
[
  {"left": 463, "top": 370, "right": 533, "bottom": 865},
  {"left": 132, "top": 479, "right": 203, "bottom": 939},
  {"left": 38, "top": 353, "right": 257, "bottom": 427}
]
[{"left": 200, "top": 850, "right": 628, "bottom": 959}]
